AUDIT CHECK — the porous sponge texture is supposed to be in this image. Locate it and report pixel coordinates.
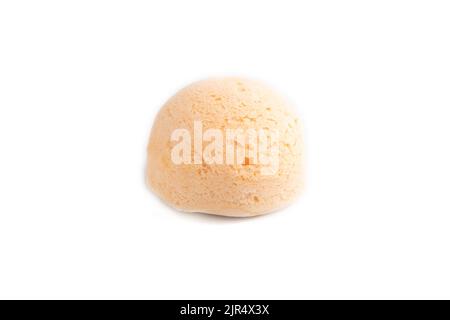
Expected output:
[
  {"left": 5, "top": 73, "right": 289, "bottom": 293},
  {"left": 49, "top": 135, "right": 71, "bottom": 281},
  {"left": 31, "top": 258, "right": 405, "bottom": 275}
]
[{"left": 147, "top": 78, "right": 304, "bottom": 217}]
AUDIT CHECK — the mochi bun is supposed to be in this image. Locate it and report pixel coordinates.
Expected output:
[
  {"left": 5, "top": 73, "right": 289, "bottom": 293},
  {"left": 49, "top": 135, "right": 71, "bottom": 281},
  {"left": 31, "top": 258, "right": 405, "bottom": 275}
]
[{"left": 146, "top": 77, "right": 304, "bottom": 217}]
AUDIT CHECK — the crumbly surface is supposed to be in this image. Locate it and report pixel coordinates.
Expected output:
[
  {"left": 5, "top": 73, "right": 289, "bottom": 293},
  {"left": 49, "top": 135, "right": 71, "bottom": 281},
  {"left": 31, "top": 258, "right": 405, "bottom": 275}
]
[{"left": 147, "top": 77, "right": 304, "bottom": 217}]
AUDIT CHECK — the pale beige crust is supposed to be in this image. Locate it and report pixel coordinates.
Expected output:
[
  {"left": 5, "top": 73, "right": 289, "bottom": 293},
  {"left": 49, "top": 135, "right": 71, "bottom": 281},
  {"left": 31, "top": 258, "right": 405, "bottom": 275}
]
[{"left": 146, "top": 77, "right": 304, "bottom": 217}]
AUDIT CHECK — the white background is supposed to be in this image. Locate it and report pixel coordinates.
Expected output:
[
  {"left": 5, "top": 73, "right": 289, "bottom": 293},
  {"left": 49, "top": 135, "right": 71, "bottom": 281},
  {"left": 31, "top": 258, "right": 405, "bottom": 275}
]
[{"left": 0, "top": 1, "right": 449, "bottom": 299}]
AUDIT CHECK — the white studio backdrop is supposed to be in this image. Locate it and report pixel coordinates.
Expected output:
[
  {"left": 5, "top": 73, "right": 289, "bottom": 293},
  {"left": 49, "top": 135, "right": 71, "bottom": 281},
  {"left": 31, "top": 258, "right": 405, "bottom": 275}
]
[{"left": 0, "top": 1, "right": 449, "bottom": 299}]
